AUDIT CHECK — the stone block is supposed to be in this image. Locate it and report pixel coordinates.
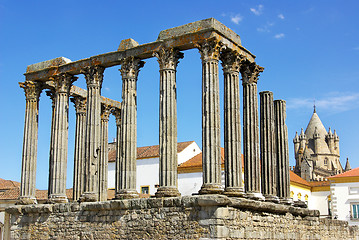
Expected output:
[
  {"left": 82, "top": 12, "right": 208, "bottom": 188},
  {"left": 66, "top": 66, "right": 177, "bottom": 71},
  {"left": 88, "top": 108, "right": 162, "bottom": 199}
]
[{"left": 118, "top": 38, "right": 139, "bottom": 51}]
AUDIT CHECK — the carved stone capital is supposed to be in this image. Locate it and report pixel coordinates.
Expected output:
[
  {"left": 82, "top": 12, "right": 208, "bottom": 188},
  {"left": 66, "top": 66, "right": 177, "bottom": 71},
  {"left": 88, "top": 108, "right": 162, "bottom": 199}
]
[
  {"left": 220, "top": 50, "right": 244, "bottom": 73},
  {"left": 71, "top": 96, "right": 87, "bottom": 114},
  {"left": 196, "top": 39, "right": 222, "bottom": 62},
  {"left": 112, "top": 108, "right": 121, "bottom": 125},
  {"left": 154, "top": 47, "right": 184, "bottom": 70},
  {"left": 52, "top": 73, "right": 76, "bottom": 94},
  {"left": 19, "top": 81, "right": 43, "bottom": 101},
  {"left": 81, "top": 65, "right": 105, "bottom": 88},
  {"left": 240, "top": 61, "right": 264, "bottom": 84},
  {"left": 119, "top": 57, "right": 145, "bottom": 80},
  {"left": 101, "top": 104, "right": 112, "bottom": 121}
]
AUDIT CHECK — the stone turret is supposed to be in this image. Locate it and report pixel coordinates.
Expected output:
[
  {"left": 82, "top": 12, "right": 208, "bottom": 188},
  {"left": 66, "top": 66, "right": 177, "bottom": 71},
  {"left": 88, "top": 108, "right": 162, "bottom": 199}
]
[
  {"left": 334, "top": 130, "right": 340, "bottom": 155},
  {"left": 326, "top": 127, "right": 335, "bottom": 154},
  {"left": 345, "top": 158, "right": 352, "bottom": 172},
  {"left": 299, "top": 128, "right": 307, "bottom": 153},
  {"left": 294, "top": 109, "right": 342, "bottom": 181}
]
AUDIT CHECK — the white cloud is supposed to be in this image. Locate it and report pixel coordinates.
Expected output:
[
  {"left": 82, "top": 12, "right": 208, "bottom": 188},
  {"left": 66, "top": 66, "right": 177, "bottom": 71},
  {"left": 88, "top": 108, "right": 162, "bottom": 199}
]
[
  {"left": 353, "top": 47, "right": 359, "bottom": 50},
  {"left": 257, "top": 22, "right": 274, "bottom": 33},
  {"left": 278, "top": 14, "right": 285, "bottom": 20},
  {"left": 287, "top": 93, "right": 359, "bottom": 113},
  {"left": 231, "top": 14, "right": 243, "bottom": 24},
  {"left": 250, "top": 5, "right": 264, "bottom": 16},
  {"left": 104, "top": 87, "right": 110, "bottom": 91},
  {"left": 274, "top": 33, "right": 285, "bottom": 39}
]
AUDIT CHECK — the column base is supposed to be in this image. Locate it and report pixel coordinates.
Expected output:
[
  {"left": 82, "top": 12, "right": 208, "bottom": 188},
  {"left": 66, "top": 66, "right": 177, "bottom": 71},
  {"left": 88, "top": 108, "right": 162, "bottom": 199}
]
[
  {"left": 279, "top": 197, "right": 293, "bottom": 205},
  {"left": 293, "top": 200, "right": 307, "bottom": 208},
  {"left": 155, "top": 186, "right": 181, "bottom": 198},
  {"left": 199, "top": 183, "right": 223, "bottom": 195},
  {"left": 114, "top": 189, "right": 139, "bottom": 200},
  {"left": 16, "top": 196, "right": 37, "bottom": 205},
  {"left": 48, "top": 194, "right": 68, "bottom": 203},
  {"left": 224, "top": 187, "right": 245, "bottom": 197},
  {"left": 79, "top": 192, "right": 98, "bottom": 202},
  {"left": 245, "top": 192, "right": 265, "bottom": 201},
  {"left": 263, "top": 194, "right": 280, "bottom": 203}
]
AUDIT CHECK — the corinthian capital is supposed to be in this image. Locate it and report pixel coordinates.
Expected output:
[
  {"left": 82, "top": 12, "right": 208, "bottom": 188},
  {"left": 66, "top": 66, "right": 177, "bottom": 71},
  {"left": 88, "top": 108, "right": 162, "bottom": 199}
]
[
  {"left": 71, "top": 96, "right": 87, "bottom": 114},
  {"left": 81, "top": 65, "right": 105, "bottom": 88},
  {"left": 119, "top": 57, "right": 145, "bottom": 80},
  {"left": 220, "top": 50, "right": 244, "bottom": 73},
  {"left": 52, "top": 73, "right": 76, "bottom": 94},
  {"left": 240, "top": 61, "right": 264, "bottom": 84},
  {"left": 154, "top": 47, "right": 184, "bottom": 70},
  {"left": 19, "top": 81, "right": 43, "bottom": 101},
  {"left": 101, "top": 104, "right": 112, "bottom": 121},
  {"left": 196, "top": 39, "right": 222, "bottom": 62}
]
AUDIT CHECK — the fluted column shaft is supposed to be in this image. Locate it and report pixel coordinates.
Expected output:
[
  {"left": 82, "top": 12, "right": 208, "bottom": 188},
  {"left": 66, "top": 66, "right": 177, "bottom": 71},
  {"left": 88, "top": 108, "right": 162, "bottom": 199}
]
[
  {"left": 220, "top": 50, "right": 244, "bottom": 196},
  {"left": 46, "top": 90, "right": 55, "bottom": 199},
  {"left": 48, "top": 74, "right": 74, "bottom": 203},
  {"left": 114, "top": 110, "right": 121, "bottom": 196},
  {"left": 80, "top": 65, "right": 105, "bottom": 202},
  {"left": 72, "top": 96, "right": 86, "bottom": 201},
  {"left": 240, "top": 61, "right": 264, "bottom": 199},
  {"left": 197, "top": 40, "right": 223, "bottom": 194},
  {"left": 154, "top": 47, "right": 183, "bottom": 197},
  {"left": 274, "top": 100, "right": 291, "bottom": 203},
  {"left": 115, "top": 57, "right": 144, "bottom": 199},
  {"left": 260, "top": 91, "right": 278, "bottom": 202},
  {"left": 18, "top": 81, "right": 42, "bottom": 205},
  {"left": 99, "top": 105, "right": 111, "bottom": 201}
]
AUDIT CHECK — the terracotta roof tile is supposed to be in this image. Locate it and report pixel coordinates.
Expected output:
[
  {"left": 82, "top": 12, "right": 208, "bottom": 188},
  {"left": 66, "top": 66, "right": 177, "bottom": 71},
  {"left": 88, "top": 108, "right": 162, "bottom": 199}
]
[
  {"left": 289, "top": 171, "right": 310, "bottom": 186},
  {"left": 108, "top": 141, "right": 195, "bottom": 162},
  {"left": 0, "top": 178, "right": 20, "bottom": 190},
  {"left": 309, "top": 181, "right": 330, "bottom": 187},
  {"left": 328, "top": 167, "right": 359, "bottom": 179}
]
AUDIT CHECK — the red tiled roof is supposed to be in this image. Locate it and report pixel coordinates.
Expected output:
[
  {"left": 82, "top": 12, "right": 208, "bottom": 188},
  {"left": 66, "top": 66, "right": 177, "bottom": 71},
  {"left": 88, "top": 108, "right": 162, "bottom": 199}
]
[
  {"left": 289, "top": 171, "right": 310, "bottom": 186},
  {"left": 328, "top": 167, "right": 359, "bottom": 179},
  {"left": 0, "top": 187, "right": 73, "bottom": 201},
  {"left": 0, "top": 178, "right": 20, "bottom": 190},
  {"left": 108, "top": 141, "right": 195, "bottom": 162}
]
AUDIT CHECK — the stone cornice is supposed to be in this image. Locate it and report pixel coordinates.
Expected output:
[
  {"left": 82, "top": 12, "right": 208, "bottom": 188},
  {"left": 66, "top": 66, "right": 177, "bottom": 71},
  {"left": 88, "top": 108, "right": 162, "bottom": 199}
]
[{"left": 24, "top": 19, "right": 256, "bottom": 82}]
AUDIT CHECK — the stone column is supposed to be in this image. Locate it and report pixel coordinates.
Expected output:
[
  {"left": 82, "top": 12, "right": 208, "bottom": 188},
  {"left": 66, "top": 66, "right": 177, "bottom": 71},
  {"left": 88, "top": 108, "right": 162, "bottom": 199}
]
[
  {"left": 259, "top": 91, "right": 279, "bottom": 202},
  {"left": 240, "top": 61, "right": 264, "bottom": 200},
  {"left": 154, "top": 47, "right": 183, "bottom": 198},
  {"left": 80, "top": 65, "right": 105, "bottom": 202},
  {"left": 71, "top": 96, "right": 86, "bottom": 201},
  {"left": 115, "top": 57, "right": 144, "bottom": 199},
  {"left": 18, "top": 81, "right": 42, "bottom": 205},
  {"left": 99, "top": 104, "right": 111, "bottom": 201},
  {"left": 197, "top": 40, "right": 223, "bottom": 194},
  {"left": 113, "top": 109, "right": 121, "bottom": 197},
  {"left": 48, "top": 73, "right": 74, "bottom": 203},
  {"left": 220, "top": 50, "right": 244, "bottom": 196},
  {"left": 274, "top": 100, "right": 292, "bottom": 204},
  {"left": 45, "top": 90, "right": 55, "bottom": 199}
]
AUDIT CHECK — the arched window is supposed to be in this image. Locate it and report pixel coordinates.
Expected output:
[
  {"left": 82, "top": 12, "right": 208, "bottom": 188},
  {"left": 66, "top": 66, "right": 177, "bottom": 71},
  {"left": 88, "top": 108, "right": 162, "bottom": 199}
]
[
  {"left": 305, "top": 194, "right": 309, "bottom": 201},
  {"left": 290, "top": 191, "right": 294, "bottom": 198},
  {"left": 324, "top": 158, "right": 328, "bottom": 165},
  {"left": 297, "top": 193, "right": 302, "bottom": 200}
]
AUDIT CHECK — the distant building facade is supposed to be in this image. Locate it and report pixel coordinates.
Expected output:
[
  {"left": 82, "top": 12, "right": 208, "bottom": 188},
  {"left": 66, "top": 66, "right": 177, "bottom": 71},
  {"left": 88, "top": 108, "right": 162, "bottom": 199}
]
[{"left": 293, "top": 109, "right": 344, "bottom": 181}]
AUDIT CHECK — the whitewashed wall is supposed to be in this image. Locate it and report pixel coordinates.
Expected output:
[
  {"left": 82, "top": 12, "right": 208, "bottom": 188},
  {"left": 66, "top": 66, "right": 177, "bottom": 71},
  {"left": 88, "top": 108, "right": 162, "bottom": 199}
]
[
  {"left": 331, "top": 182, "right": 359, "bottom": 226},
  {"left": 309, "top": 191, "right": 330, "bottom": 216}
]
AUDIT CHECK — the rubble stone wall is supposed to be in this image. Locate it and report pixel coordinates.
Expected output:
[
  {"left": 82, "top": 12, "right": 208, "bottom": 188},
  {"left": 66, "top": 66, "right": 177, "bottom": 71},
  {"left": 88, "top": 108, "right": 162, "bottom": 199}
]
[{"left": 5, "top": 195, "right": 359, "bottom": 239}]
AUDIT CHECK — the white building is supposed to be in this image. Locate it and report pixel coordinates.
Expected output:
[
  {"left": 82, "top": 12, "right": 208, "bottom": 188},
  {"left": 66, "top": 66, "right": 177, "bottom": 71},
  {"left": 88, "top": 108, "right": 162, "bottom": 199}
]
[
  {"left": 107, "top": 141, "right": 201, "bottom": 195},
  {"left": 328, "top": 167, "right": 359, "bottom": 225}
]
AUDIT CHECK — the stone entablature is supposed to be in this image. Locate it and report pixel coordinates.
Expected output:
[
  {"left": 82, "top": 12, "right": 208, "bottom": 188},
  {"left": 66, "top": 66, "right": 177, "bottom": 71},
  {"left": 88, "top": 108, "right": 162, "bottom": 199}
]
[{"left": 5, "top": 195, "right": 358, "bottom": 239}]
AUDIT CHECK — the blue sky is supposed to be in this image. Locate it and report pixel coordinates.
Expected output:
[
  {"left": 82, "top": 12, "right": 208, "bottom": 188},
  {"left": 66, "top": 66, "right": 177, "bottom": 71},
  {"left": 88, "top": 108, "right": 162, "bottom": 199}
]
[{"left": 0, "top": 0, "right": 358, "bottom": 190}]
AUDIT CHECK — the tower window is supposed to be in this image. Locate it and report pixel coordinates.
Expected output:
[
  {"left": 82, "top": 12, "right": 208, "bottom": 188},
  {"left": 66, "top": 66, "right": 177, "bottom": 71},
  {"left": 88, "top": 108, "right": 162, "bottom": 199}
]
[{"left": 324, "top": 158, "right": 328, "bottom": 165}]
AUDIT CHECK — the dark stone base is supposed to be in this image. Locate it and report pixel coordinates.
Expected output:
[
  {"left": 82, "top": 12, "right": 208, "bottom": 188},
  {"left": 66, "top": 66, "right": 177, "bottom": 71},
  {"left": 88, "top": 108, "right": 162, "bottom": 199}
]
[
  {"left": 114, "top": 189, "right": 139, "bottom": 200},
  {"left": 199, "top": 183, "right": 224, "bottom": 195}
]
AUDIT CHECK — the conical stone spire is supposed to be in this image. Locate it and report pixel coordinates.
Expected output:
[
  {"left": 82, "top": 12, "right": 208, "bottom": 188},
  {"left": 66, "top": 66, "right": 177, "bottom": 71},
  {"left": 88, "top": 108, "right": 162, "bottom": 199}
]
[{"left": 345, "top": 158, "right": 352, "bottom": 172}]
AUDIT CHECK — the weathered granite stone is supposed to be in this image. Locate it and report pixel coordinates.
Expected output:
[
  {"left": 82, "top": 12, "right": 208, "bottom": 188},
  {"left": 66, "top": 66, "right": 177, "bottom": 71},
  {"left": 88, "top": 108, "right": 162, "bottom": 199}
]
[
  {"left": 5, "top": 195, "right": 358, "bottom": 239},
  {"left": 118, "top": 38, "right": 139, "bottom": 51}
]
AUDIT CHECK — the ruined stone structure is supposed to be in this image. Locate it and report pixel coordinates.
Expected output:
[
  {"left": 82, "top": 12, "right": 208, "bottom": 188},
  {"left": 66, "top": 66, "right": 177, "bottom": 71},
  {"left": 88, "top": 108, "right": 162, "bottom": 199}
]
[
  {"left": 293, "top": 108, "right": 345, "bottom": 181},
  {"left": 8, "top": 18, "right": 357, "bottom": 239}
]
